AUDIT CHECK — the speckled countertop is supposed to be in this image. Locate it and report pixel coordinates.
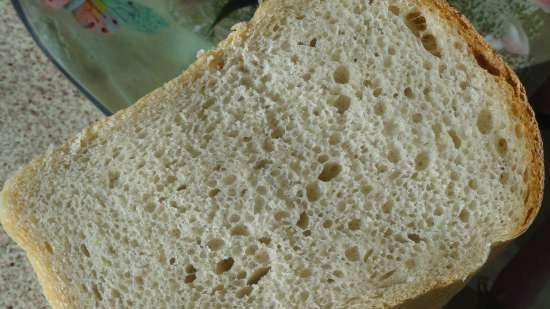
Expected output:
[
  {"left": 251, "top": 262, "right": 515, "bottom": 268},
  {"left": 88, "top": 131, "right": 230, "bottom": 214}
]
[{"left": 0, "top": 1, "right": 104, "bottom": 308}]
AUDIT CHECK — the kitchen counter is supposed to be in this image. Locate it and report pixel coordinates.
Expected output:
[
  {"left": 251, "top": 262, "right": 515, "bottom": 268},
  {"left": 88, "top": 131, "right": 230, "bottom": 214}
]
[{"left": 0, "top": 1, "right": 104, "bottom": 308}]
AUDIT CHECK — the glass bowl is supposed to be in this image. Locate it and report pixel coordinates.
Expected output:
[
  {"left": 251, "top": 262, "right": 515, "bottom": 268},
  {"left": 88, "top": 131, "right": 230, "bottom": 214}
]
[{"left": 11, "top": 0, "right": 255, "bottom": 115}]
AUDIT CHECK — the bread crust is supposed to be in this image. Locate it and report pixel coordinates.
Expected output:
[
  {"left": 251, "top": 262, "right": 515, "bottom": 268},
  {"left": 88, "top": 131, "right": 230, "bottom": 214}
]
[
  {"left": 391, "top": 1, "right": 544, "bottom": 308},
  {"left": 0, "top": 1, "right": 543, "bottom": 308},
  {"left": 417, "top": 0, "right": 543, "bottom": 239}
]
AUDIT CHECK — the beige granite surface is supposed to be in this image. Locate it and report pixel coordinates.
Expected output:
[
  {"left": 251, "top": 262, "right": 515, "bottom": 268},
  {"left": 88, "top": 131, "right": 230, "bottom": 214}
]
[{"left": 0, "top": 1, "right": 104, "bottom": 308}]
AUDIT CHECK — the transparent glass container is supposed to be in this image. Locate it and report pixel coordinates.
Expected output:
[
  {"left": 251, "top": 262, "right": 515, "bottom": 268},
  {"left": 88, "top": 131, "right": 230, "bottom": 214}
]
[{"left": 12, "top": 0, "right": 255, "bottom": 114}]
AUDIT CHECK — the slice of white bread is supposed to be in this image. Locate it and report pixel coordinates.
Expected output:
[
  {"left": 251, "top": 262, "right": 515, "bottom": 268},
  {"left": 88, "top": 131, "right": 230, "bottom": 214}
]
[{"left": 0, "top": 0, "right": 543, "bottom": 308}]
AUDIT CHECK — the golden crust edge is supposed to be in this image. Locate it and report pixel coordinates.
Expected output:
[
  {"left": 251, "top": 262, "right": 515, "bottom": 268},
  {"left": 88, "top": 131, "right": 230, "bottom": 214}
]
[
  {"left": 391, "top": 1, "right": 544, "bottom": 308},
  {"left": 419, "top": 0, "right": 543, "bottom": 240}
]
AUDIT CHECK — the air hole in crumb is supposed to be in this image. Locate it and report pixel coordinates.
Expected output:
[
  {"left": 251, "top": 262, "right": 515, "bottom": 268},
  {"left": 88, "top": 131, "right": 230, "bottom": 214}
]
[
  {"left": 298, "top": 268, "right": 312, "bottom": 278},
  {"left": 415, "top": 152, "right": 430, "bottom": 171},
  {"left": 209, "top": 188, "right": 221, "bottom": 197},
  {"left": 207, "top": 239, "right": 224, "bottom": 251},
  {"left": 258, "top": 237, "right": 272, "bottom": 245},
  {"left": 323, "top": 220, "right": 333, "bottom": 228},
  {"left": 166, "top": 175, "right": 177, "bottom": 185},
  {"left": 329, "top": 133, "right": 342, "bottom": 145},
  {"left": 169, "top": 257, "right": 176, "bottom": 265},
  {"left": 404, "top": 87, "right": 414, "bottom": 99},
  {"left": 380, "top": 270, "right": 396, "bottom": 280},
  {"left": 364, "top": 249, "right": 374, "bottom": 262},
  {"left": 306, "top": 182, "right": 321, "bottom": 202},
  {"left": 408, "top": 233, "right": 422, "bottom": 243},
  {"left": 373, "top": 88, "right": 383, "bottom": 97},
  {"left": 459, "top": 208, "right": 470, "bottom": 223},
  {"left": 333, "top": 65, "right": 350, "bottom": 84},
  {"left": 374, "top": 102, "right": 386, "bottom": 115},
  {"left": 245, "top": 245, "right": 258, "bottom": 256},
  {"left": 224, "top": 174, "right": 237, "bottom": 185},
  {"left": 309, "top": 38, "right": 317, "bottom": 47},
  {"left": 421, "top": 34, "right": 441, "bottom": 57},
  {"left": 412, "top": 113, "right": 422, "bottom": 123},
  {"left": 468, "top": 179, "right": 478, "bottom": 190},
  {"left": 405, "top": 11, "right": 427, "bottom": 33},
  {"left": 274, "top": 211, "right": 289, "bottom": 221},
  {"left": 237, "top": 271, "right": 247, "bottom": 279},
  {"left": 236, "top": 286, "right": 252, "bottom": 298},
  {"left": 383, "top": 121, "right": 397, "bottom": 136},
  {"left": 254, "top": 196, "right": 265, "bottom": 214},
  {"left": 345, "top": 246, "right": 360, "bottom": 262},
  {"left": 450, "top": 172, "right": 459, "bottom": 181},
  {"left": 477, "top": 110, "right": 493, "bottom": 134},
  {"left": 382, "top": 201, "right": 394, "bottom": 213},
  {"left": 170, "top": 228, "right": 181, "bottom": 239},
  {"left": 500, "top": 173, "right": 510, "bottom": 185},
  {"left": 389, "top": 4, "right": 401, "bottom": 15},
  {"left": 348, "top": 219, "right": 361, "bottom": 231},
  {"left": 144, "top": 203, "right": 156, "bottom": 213},
  {"left": 254, "top": 159, "right": 272, "bottom": 170},
  {"left": 363, "top": 184, "right": 373, "bottom": 194},
  {"left": 333, "top": 270, "right": 344, "bottom": 278},
  {"left": 111, "top": 288, "right": 121, "bottom": 298},
  {"left": 216, "top": 257, "right": 234, "bottom": 274},
  {"left": 319, "top": 162, "right": 342, "bottom": 182},
  {"left": 174, "top": 114, "right": 183, "bottom": 125},
  {"left": 423, "top": 88, "right": 432, "bottom": 97},
  {"left": 334, "top": 95, "right": 351, "bottom": 113},
  {"left": 184, "top": 274, "right": 196, "bottom": 284},
  {"left": 387, "top": 147, "right": 401, "bottom": 163},
  {"left": 185, "top": 264, "right": 197, "bottom": 274},
  {"left": 454, "top": 42, "right": 463, "bottom": 50},
  {"left": 247, "top": 267, "right": 271, "bottom": 285},
  {"left": 271, "top": 127, "right": 285, "bottom": 139},
  {"left": 231, "top": 225, "right": 249, "bottom": 237},
  {"left": 80, "top": 244, "right": 90, "bottom": 257},
  {"left": 92, "top": 284, "right": 103, "bottom": 301},
  {"left": 108, "top": 171, "right": 120, "bottom": 189},
  {"left": 448, "top": 130, "right": 461, "bottom": 148},
  {"left": 256, "top": 252, "right": 270, "bottom": 264},
  {"left": 496, "top": 138, "right": 508, "bottom": 155},
  {"left": 229, "top": 214, "right": 241, "bottom": 223},
  {"left": 296, "top": 212, "right": 309, "bottom": 229}
]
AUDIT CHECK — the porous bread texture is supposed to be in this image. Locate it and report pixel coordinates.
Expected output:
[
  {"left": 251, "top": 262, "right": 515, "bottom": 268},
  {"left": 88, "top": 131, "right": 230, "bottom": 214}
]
[{"left": 0, "top": 0, "right": 543, "bottom": 308}]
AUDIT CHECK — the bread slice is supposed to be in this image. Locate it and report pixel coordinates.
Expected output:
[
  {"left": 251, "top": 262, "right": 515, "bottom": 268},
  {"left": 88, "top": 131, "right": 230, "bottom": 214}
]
[{"left": 0, "top": 0, "right": 543, "bottom": 308}]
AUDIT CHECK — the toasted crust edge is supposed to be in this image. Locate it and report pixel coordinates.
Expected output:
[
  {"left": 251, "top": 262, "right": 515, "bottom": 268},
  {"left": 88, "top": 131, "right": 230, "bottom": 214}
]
[
  {"left": 419, "top": 0, "right": 543, "bottom": 239},
  {"left": 391, "top": 0, "right": 544, "bottom": 308},
  {"left": 0, "top": 1, "right": 543, "bottom": 308}
]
